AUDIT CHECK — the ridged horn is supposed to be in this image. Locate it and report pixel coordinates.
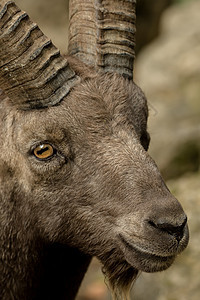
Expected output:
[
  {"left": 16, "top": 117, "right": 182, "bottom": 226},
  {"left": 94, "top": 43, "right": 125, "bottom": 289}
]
[
  {"left": 68, "top": 0, "right": 136, "bottom": 80},
  {"left": 0, "top": 0, "right": 79, "bottom": 109}
]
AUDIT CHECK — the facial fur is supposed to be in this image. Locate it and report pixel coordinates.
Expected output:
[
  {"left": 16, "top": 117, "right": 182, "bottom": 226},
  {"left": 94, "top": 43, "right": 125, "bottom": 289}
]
[{"left": 0, "top": 70, "right": 189, "bottom": 298}]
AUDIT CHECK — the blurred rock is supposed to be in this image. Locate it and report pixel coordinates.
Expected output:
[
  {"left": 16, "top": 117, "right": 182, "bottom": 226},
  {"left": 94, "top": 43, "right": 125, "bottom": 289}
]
[
  {"left": 136, "top": 0, "right": 173, "bottom": 53},
  {"left": 133, "top": 1, "right": 200, "bottom": 299},
  {"left": 77, "top": 258, "right": 110, "bottom": 300},
  {"left": 135, "top": 0, "right": 200, "bottom": 179}
]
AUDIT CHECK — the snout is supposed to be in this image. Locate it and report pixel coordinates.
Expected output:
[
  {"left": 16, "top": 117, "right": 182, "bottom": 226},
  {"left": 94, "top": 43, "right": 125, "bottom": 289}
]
[
  {"left": 116, "top": 196, "right": 189, "bottom": 273},
  {"left": 147, "top": 214, "right": 188, "bottom": 244}
]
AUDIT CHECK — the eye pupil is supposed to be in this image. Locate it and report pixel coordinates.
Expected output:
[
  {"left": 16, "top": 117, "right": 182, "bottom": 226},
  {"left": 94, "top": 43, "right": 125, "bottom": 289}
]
[
  {"left": 36, "top": 146, "right": 49, "bottom": 156},
  {"left": 33, "top": 144, "right": 55, "bottom": 160}
]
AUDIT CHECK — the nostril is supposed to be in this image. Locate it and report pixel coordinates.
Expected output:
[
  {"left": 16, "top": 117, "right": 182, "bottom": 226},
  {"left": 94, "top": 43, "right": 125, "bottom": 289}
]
[{"left": 148, "top": 217, "right": 187, "bottom": 242}]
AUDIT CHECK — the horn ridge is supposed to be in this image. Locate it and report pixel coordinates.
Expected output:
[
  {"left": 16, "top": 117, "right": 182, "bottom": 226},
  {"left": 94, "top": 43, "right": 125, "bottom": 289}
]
[
  {"left": 7, "top": 12, "right": 28, "bottom": 33},
  {"left": 0, "top": 0, "right": 79, "bottom": 109},
  {"left": 0, "top": 0, "right": 18, "bottom": 20},
  {"left": 68, "top": 0, "right": 136, "bottom": 79}
]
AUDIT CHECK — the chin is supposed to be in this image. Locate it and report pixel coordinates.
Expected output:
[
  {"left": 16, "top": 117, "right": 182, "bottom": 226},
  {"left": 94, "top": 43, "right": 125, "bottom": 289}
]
[
  {"left": 117, "top": 234, "right": 186, "bottom": 273},
  {"left": 98, "top": 225, "right": 188, "bottom": 298}
]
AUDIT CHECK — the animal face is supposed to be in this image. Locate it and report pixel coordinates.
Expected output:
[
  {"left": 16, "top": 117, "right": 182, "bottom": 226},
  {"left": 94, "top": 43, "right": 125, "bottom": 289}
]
[
  {"left": 0, "top": 71, "right": 189, "bottom": 289},
  {"left": 0, "top": 1, "right": 189, "bottom": 296}
]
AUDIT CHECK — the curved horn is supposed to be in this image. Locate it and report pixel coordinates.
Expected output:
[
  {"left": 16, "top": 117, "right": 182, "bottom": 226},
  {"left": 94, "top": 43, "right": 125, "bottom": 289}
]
[
  {"left": 68, "top": 0, "right": 136, "bottom": 79},
  {"left": 0, "top": 0, "right": 79, "bottom": 109}
]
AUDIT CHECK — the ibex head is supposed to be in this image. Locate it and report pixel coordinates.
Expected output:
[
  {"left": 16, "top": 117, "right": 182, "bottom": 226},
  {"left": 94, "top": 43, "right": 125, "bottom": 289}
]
[{"left": 0, "top": 0, "right": 189, "bottom": 299}]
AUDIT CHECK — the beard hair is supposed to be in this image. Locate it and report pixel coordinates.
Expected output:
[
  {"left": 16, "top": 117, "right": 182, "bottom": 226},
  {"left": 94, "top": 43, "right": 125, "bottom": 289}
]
[{"left": 99, "top": 248, "right": 139, "bottom": 300}]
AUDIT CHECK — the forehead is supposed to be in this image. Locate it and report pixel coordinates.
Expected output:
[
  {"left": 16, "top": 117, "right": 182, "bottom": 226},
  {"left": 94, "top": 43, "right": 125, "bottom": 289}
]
[{"left": 10, "top": 74, "right": 148, "bottom": 145}]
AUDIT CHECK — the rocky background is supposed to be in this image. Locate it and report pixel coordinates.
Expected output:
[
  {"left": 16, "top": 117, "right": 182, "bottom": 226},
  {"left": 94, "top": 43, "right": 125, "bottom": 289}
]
[
  {"left": 133, "top": 1, "right": 200, "bottom": 299},
  {"left": 14, "top": 1, "right": 200, "bottom": 299}
]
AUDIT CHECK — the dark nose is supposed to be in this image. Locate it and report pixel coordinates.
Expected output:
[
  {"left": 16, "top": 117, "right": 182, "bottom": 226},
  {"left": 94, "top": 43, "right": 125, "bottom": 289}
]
[{"left": 148, "top": 216, "right": 187, "bottom": 242}]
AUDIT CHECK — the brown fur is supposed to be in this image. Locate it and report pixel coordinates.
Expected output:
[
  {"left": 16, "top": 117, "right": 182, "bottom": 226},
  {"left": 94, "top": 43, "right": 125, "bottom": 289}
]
[{"left": 0, "top": 59, "right": 189, "bottom": 300}]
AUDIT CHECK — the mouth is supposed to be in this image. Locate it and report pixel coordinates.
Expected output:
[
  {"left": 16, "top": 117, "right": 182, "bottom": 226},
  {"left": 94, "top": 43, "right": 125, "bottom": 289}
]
[{"left": 118, "top": 234, "right": 176, "bottom": 273}]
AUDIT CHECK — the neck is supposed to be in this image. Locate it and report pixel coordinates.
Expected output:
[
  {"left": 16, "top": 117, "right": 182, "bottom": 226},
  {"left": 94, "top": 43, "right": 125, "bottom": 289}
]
[
  {"left": 37, "top": 243, "right": 92, "bottom": 300},
  {"left": 1, "top": 239, "right": 91, "bottom": 300}
]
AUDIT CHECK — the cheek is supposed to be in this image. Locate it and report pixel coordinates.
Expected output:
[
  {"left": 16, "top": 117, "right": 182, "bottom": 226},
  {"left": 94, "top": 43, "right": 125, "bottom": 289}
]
[{"left": 8, "top": 153, "right": 35, "bottom": 192}]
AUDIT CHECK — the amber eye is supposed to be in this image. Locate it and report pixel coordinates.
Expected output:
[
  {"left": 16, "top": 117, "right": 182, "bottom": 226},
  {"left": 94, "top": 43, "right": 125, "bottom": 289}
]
[{"left": 33, "top": 144, "right": 55, "bottom": 160}]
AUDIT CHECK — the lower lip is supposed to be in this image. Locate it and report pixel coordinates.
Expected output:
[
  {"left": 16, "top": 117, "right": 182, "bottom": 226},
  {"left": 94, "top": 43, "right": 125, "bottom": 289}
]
[{"left": 118, "top": 234, "right": 175, "bottom": 272}]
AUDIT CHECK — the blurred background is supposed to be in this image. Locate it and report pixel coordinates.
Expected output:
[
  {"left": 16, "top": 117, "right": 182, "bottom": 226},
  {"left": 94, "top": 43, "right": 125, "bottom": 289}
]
[{"left": 15, "top": 0, "right": 200, "bottom": 299}]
